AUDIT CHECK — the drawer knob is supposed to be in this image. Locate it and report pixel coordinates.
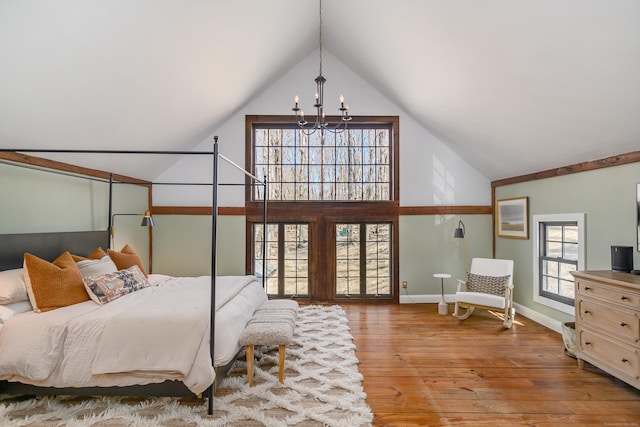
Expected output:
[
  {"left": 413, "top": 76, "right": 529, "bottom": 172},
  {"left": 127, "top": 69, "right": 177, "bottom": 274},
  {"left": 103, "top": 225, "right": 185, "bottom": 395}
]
[
  {"left": 620, "top": 322, "right": 628, "bottom": 327},
  {"left": 621, "top": 296, "right": 628, "bottom": 301},
  {"left": 621, "top": 358, "right": 628, "bottom": 363},
  {"left": 584, "top": 286, "right": 591, "bottom": 290},
  {"left": 584, "top": 310, "right": 591, "bottom": 314},
  {"left": 585, "top": 341, "right": 591, "bottom": 345}
]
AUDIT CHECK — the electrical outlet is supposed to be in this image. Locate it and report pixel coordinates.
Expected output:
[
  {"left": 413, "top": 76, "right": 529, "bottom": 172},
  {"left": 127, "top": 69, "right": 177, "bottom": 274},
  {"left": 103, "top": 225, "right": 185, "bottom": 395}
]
[{"left": 402, "top": 281, "right": 408, "bottom": 289}]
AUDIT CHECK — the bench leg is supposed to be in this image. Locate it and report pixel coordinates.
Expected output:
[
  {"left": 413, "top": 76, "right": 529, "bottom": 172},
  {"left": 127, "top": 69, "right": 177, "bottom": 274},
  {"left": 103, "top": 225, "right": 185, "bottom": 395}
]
[
  {"left": 246, "top": 345, "right": 254, "bottom": 386},
  {"left": 278, "top": 344, "right": 286, "bottom": 384}
]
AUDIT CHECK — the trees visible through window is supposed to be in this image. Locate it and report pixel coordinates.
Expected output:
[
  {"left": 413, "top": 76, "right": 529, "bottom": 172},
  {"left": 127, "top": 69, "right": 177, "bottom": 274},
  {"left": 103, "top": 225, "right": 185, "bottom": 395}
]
[
  {"left": 247, "top": 116, "right": 399, "bottom": 302},
  {"left": 336, "top": 223, "right": 391, "bottom": 297},
  {"left": 253, "top": 127, "right": 391, "bottom": 201},
  {"left": 539, "top": 222, "right": 578, "bottom": 305},
  {"left": 533, "top": 213, "right": 585, "bottom": 314},
  {"left": 254, "top": 223, "right": 309, "bottom": 297}
]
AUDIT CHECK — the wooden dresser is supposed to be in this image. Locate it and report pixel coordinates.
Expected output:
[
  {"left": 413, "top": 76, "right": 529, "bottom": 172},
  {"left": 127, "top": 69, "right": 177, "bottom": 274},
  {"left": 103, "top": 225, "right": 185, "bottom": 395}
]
[{"left": 571, "top": 270, "right": 640, "bottom": 389}]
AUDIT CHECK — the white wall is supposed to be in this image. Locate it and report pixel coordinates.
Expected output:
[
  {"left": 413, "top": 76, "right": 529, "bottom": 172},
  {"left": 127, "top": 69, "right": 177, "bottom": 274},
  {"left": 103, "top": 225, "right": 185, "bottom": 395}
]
[{"left": 153, "top": 49, "right": 490, "bottom": 207}]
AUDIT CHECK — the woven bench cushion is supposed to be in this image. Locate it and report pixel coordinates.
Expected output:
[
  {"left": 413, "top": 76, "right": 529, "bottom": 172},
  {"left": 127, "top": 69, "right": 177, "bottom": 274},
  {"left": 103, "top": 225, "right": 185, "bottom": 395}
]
[
  {"left": 249, "top": 313, "right": 296, "bottom": 328},
  {"left": 238, "top": 321, "right": 295, "bottom": 346},
  {"left": 256, "top": 299, "right": 299, "bottom": 312}
]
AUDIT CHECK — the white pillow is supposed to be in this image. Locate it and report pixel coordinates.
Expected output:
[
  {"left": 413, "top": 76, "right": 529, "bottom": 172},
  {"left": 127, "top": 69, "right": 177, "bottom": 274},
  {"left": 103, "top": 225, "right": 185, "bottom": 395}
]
[
  {"left": 0, "top": 300, "right": 33, "bottom": 323},
  {"left": 0, "top": 268, "right": 28, "bottom": 304},
  {"left": 76, "top": 256, "right": 118, "bottom": 278}
]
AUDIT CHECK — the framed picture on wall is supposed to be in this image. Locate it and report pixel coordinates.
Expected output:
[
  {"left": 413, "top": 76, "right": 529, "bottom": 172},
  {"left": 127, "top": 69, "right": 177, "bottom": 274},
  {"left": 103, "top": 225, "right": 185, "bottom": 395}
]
[{"left": 496, "top": 197, "right": 529, "bottom": 239}]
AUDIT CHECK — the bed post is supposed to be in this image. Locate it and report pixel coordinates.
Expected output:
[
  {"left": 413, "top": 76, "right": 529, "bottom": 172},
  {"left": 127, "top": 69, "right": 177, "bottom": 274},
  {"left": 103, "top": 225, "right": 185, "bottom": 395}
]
[
  {"left": 262, "top": 175, "right": 267, "bottom": 287},
  {"left": 107, "top": 173, "right": 113, "bottom": 250},
  {"left": 208, "top": 136, "right": 219, "bottom": 415}
]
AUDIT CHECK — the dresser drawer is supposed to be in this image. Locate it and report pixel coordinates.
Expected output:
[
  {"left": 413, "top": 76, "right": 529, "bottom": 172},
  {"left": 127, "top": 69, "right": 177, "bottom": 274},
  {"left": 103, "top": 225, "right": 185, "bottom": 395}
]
[
  {"left": 577, "top": 297, "right": 640, "bottom": 342},
  {"left": 579, "top": 329, "right": 639, "bottom": 380},
  {"left": 577, "top": 279, "right": 640, "bottom": 308}
]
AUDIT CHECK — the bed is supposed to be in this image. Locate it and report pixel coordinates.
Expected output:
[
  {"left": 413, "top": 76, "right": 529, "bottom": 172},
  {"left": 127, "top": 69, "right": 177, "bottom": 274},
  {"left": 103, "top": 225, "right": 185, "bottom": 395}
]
[
  {"left": 0, "top": 138, "right": 268, "bottom": 415},
  {"left": 0, "top": 235, "right": 266, "bottom": 396}
]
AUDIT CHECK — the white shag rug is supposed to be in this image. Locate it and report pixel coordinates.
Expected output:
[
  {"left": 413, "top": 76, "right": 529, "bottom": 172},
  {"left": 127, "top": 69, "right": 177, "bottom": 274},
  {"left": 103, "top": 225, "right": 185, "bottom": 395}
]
[{"left": 0, "top": 305, "right": 373, "bottom": 427}]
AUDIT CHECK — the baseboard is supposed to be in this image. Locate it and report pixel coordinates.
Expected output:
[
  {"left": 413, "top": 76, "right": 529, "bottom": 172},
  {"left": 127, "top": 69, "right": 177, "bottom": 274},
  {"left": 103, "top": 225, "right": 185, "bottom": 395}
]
[
  {"left": 513, "top": 302, "right": 562, "bottom": 333},
  {"left": 400, "top": 294, "right": 563, "bottom": 334},
  {"left": 399, "top": 294, "right": 455, "bottom": 304}
]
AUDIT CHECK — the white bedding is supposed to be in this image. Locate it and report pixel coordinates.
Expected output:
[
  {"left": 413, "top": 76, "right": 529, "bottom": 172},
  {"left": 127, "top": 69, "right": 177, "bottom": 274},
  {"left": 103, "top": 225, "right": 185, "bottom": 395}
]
[{"left": 0, "top": 274, "right": 267, "bottom": 394}]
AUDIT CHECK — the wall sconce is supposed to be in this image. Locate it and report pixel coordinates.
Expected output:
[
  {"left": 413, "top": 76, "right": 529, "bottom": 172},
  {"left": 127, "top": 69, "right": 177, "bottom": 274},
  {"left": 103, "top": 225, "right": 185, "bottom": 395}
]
[
  {"left": 453, "top": 220, "right": 465, "bottom": 239},
  {"left": 110, "top": 211, "right": 154, "bottom": 247},
  {"left": 453, "top": 220, "right": 467, "bottom": 274}
]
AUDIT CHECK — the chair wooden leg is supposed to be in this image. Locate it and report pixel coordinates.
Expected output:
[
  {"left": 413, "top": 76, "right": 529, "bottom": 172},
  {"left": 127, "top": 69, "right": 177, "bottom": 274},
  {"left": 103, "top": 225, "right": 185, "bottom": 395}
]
[
  {"left": 503, "top": 306, "right": 515, "bottom": 329},
  {"left": 246, "top": 345, "right": 254, "bottom": 386},
  {"left": 278, "top": 344, "right": 286, "bottom": 384},
  {"left": 453, "top": 302, "right": 474, "bottom": 320}
]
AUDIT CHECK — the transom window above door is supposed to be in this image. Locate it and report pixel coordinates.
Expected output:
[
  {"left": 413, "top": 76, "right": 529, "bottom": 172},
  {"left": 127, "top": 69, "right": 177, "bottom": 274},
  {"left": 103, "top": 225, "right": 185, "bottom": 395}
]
[{"left": 252, "top": 125, "right": 393, "bottom": 202}]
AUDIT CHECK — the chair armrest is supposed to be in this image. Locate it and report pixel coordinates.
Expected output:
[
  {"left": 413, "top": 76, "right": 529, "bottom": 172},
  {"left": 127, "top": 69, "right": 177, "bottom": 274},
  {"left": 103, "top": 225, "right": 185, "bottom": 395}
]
[{"left": 456, "top": 279, "right": 467, "bottom": 292}]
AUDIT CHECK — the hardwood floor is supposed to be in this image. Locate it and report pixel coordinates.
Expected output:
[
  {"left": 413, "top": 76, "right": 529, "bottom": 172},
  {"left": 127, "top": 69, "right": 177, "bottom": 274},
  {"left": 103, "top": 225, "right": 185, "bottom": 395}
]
[{"left": 342, "top": 303, "right": 640, "bottom": 427}]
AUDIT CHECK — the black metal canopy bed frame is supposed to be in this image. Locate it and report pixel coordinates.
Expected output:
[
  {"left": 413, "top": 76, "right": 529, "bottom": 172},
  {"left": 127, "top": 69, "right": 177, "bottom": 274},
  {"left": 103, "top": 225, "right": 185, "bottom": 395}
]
[{"left": 0, "top": 137, "right": 267, "bottom": 415}]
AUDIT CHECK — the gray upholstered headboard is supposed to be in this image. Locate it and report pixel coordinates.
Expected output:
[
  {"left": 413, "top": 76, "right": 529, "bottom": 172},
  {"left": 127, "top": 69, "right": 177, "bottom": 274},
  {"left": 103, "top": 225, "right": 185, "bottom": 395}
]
[{"left": 0, "top": 230, "right": 109, "bottom": 271}]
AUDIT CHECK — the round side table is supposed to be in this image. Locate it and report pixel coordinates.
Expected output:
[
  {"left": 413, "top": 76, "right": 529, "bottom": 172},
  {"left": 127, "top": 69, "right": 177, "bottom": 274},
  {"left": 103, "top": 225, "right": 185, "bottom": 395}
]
[{"left": 434, "top": 273, "right": 451, "bottom": 315}]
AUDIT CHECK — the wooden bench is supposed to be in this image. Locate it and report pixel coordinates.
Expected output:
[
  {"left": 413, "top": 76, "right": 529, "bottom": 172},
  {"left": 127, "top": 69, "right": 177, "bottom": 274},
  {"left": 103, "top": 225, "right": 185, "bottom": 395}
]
[{"left": 238, "top": 300, "right": 299, "bottom": 386}]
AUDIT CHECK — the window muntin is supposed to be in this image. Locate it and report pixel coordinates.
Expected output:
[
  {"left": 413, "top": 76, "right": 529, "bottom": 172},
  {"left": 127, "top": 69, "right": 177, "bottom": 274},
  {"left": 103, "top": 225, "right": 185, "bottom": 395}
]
[{"left": 254, "top": 126, "right": 391, "bottom": 201}]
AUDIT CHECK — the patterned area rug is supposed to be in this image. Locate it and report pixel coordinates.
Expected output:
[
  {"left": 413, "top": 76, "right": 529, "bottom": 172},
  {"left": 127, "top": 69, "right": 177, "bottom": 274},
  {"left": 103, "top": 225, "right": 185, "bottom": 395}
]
[{"left": 0, "top": 305, "right": 373, "bottom": 427}]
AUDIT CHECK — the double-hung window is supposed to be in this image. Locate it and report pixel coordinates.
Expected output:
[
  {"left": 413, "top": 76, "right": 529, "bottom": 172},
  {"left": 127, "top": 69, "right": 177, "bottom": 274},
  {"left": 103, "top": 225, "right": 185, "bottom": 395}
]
[{"left": 533, "top": 213, "right": 585, "bottom": 314}]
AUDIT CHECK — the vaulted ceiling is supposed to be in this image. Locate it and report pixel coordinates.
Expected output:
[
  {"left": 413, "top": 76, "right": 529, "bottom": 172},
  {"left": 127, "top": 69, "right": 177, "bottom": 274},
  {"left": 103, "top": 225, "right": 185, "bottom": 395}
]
[{"left": 1, "top": 0, "right": 639, "bottom": 182}]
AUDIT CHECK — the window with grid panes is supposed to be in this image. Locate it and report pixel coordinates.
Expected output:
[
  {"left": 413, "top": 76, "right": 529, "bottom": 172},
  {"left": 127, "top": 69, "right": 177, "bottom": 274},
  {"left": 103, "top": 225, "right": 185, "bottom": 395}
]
[
  {"left": 253, "top": 126, "right": 391, "bottom": 202},
  {"left": 539, "top": 221, "right": 579, "bottom": 306},
  {"left": 254, "top": 222, "right": 309, "bottom": 297},
  {"left": 336, "top": 223, "right": 391, "bottom": 297},
  {"left": 247, "top": 116, "right": 398, "bottom": 301}
]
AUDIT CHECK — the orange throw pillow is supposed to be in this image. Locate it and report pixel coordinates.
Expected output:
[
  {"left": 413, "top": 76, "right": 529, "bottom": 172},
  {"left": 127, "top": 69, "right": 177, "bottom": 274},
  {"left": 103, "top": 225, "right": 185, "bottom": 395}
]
[
  {"left": 108, "top": 244, "right": 147, "bottom": 276},
  {"left": 23, "top": 251, "right": 89, "bottom": 313},
  {"left": 71, "top": 247, "right": 108, "bottom": 262}
]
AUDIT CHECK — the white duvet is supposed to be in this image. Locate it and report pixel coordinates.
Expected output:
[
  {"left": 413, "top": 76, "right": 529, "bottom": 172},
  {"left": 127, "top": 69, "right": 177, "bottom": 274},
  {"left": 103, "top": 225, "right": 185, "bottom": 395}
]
[{"left": 0, "top": 274, "right": 267, "bottom": 394}]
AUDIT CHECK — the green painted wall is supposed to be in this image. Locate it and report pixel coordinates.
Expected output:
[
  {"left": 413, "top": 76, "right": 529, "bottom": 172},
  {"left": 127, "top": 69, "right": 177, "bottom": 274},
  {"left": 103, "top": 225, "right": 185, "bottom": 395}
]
[
  {"left": 495, "top": 162, "right": 640, "bottom": 324},
  {"left": 0, "top": 162, "right": 150, "bottom": 270},
  {"left": 0, "top": 163, "right": 107, "bottom": 233},
  {"left": 151, "top": 215, "right": 246, "bottom": 277},
  {"left": 399, "top": 214, "right": 493, "bottom": 295}
]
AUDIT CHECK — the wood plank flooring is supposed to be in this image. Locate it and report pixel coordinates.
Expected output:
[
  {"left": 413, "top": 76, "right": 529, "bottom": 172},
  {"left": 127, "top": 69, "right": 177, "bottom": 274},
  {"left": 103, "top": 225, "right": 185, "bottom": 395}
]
[{"left": 342, "top": 303, "right": 640, "bottom": 427}]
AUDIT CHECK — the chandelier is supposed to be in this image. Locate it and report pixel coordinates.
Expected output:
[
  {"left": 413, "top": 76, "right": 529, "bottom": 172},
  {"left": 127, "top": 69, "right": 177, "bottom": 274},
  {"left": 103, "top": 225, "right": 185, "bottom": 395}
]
[{"left": 291, "top": 0, "right": 352, "bottom": 134}]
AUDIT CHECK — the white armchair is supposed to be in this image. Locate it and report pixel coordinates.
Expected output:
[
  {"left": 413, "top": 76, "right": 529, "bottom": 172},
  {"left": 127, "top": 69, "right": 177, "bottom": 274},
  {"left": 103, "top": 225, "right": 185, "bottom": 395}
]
[{"left": 453, "top": 258, "right": 515, "bottom": 328}]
